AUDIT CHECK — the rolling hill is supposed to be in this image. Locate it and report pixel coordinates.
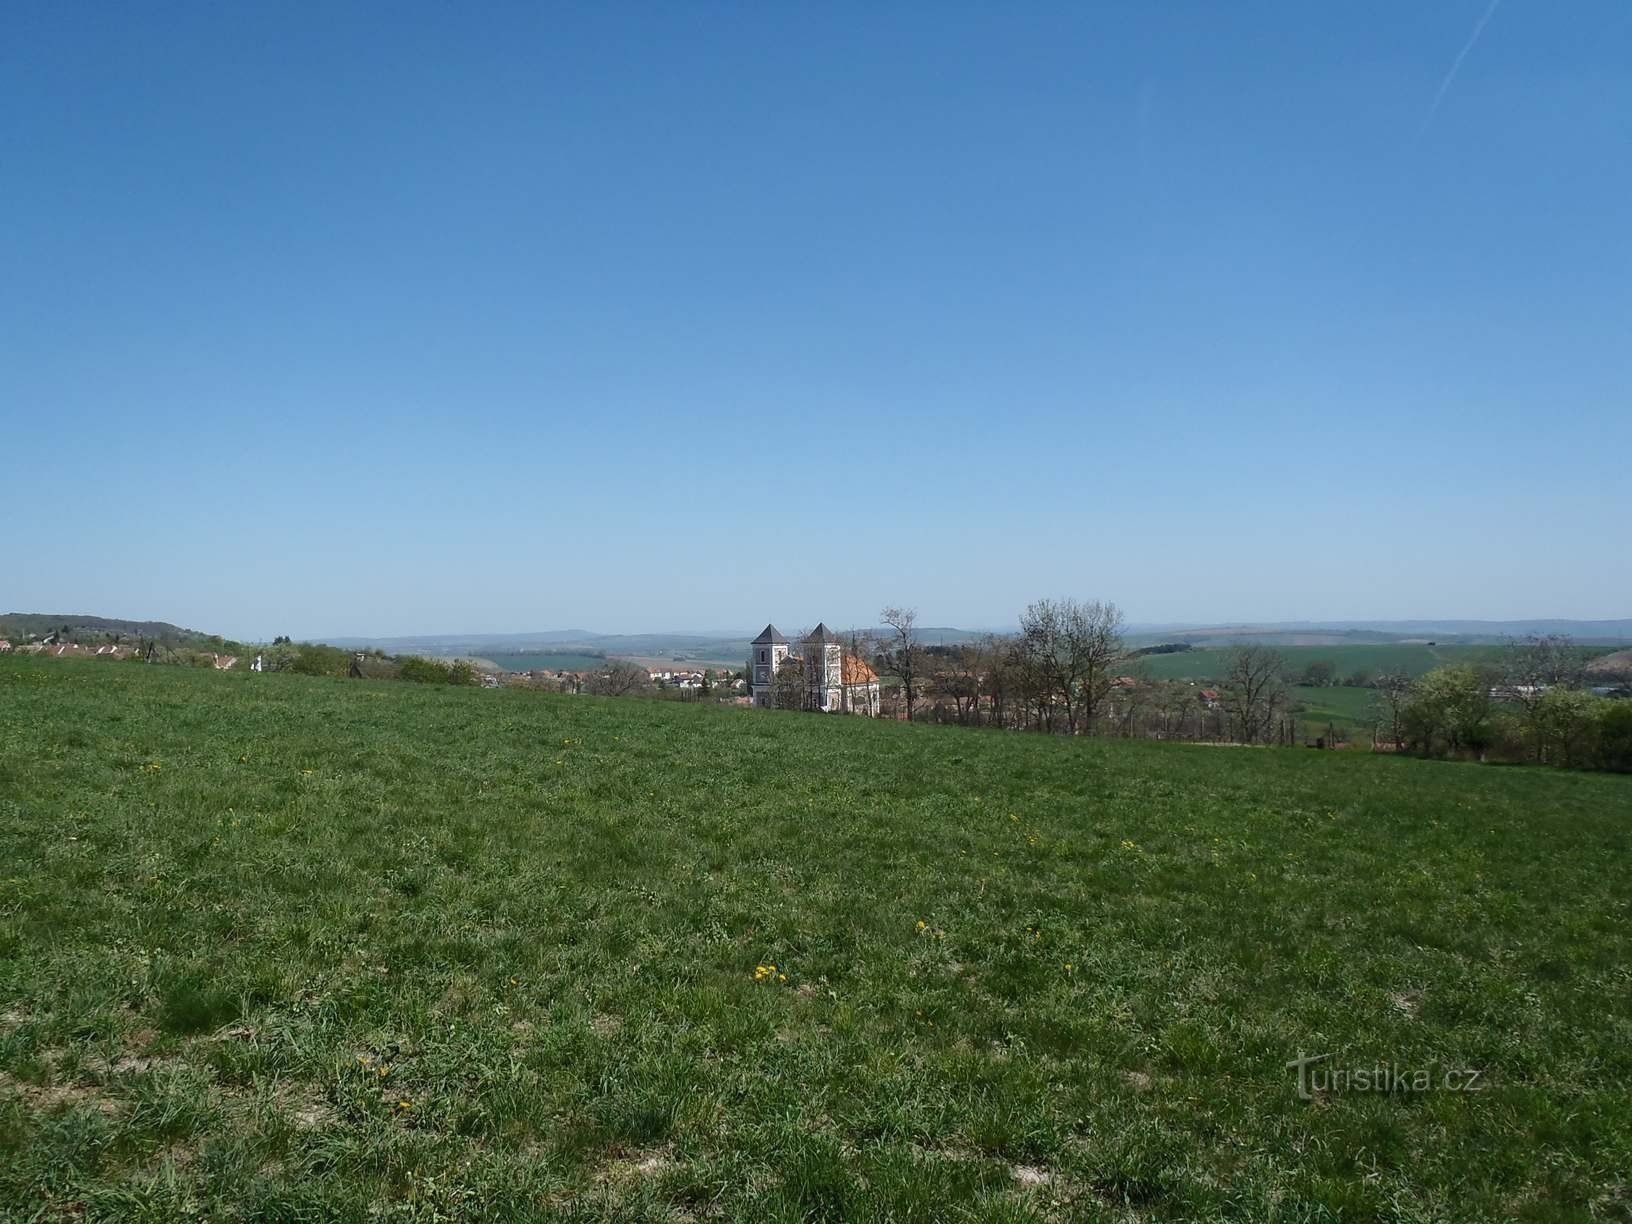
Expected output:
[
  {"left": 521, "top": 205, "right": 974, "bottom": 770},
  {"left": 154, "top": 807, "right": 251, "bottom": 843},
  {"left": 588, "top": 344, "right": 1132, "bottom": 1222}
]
[{"left": 0, "top": 612, "right": 218, "bottom": 644}]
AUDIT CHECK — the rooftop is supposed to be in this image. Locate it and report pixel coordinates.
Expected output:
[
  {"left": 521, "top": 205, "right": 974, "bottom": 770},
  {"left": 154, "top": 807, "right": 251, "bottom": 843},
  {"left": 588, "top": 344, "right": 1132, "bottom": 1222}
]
[{"left": 842, "top": 655, "right": 878, "bottom": 684}]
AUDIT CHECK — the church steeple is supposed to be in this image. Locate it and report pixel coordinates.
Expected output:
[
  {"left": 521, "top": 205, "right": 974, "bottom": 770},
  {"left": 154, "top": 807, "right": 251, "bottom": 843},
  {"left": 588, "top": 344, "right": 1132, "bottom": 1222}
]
[{"left": 748, "top": 625, "right": 791, "bottom": 706}]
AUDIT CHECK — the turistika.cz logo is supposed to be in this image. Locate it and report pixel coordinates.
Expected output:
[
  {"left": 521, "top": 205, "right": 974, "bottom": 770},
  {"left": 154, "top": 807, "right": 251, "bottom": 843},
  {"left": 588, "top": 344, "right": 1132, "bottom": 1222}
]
[{"left": 1286, "top": 1052, "right": 1486, "bottom": 1101}]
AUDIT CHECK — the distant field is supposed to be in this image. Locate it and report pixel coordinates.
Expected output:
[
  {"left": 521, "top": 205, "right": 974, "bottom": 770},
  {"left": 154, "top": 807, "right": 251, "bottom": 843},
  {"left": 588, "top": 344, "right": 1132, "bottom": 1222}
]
[
  {"left": 2, "top": 656, "right": 1628, "bottom": 1218},
  {"left": 1289, "top": 685, "right": 1377, "bottom": 739},
  {"left": 482, "top": 652, "right": 609, "bottom": 672},
  {"left": 1137, "top": 643, "right": 1515, "bottom": 682},
  {"left": 621, "top": 654, "right": 745, "bottom": 671}
]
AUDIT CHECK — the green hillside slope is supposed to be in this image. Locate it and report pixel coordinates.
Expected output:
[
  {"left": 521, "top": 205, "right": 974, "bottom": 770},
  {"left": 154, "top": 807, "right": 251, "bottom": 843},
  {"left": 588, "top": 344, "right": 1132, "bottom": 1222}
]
[
  {"left": 0, "top": 612, "right": 215, "bottom": 644},
  {"left": 1, "top": 657, "right": 1628, "bottom": 1218}
]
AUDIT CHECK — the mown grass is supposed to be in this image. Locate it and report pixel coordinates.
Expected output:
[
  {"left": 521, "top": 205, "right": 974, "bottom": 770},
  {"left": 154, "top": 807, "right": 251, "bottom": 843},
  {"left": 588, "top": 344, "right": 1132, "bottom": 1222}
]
[{"left": 1, "top": 656, "right": 1629, "bottom": 1221}]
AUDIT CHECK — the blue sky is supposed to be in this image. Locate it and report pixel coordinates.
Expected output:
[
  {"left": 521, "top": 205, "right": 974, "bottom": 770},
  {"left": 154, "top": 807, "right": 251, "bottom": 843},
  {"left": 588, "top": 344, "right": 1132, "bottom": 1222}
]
[{"left": 3, "top": 2, "right": 1628, "bottom": 639}]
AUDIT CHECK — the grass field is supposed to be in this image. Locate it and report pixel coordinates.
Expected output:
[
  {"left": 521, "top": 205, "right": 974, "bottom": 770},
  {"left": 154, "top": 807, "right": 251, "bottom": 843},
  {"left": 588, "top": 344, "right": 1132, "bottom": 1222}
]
[
  {"left": 1288, "top": 686, "right": 1378, "bottom": 741},
  {"left": 2, "top": 657, "right": 1629, "bottom": 1220}
]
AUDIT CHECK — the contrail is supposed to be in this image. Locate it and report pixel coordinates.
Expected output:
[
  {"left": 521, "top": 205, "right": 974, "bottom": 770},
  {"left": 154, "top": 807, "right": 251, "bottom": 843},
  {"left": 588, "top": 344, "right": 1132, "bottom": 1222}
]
[{"left": 1419, "top": 0, "right": 1503, "bottom": 135}]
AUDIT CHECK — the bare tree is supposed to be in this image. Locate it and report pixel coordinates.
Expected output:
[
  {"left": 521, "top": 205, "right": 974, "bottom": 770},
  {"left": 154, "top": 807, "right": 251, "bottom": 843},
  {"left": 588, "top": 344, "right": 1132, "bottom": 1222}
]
[
  {"left": 837, "top": 628, "right": 879, "bottom": 715},
  {"left": 1072, "top": 601, "right": 1126, "bottom": 734},
  {"left": 770, "top": 652, "right": 809, "bottom": 712},
  {"left": 879, "top": 606, "right": 921, "bottom": 721},
  {"left": 1015, "top": 602, "right": 1062, "bottom": 732},
  {"left": 1109, "top": 666, "right": 1150, "bottom": 737},
  {"left": 1222, "top": 645, "right": 1287, "bottom": 743},
  {"left": 933, "top": 644, "right": 984, "bottom": 724},
  {"left": 1370, "top": 670, "right": 1413, "bottom": 747},
  {"left": 1156, "top": 682, "right": 1196, "bottom": 741},
  {"left": 979, "top": 634, "right": 1018, "bottom": 729},
  {"left": 587, "top": 660, "right": 650, "bottom": 697},
  {"left": 845, "top": 627, "right": 879, "bottom": 671},
  {"left": 1017, "top": 598, "right": 1126, "bottom": 735}
]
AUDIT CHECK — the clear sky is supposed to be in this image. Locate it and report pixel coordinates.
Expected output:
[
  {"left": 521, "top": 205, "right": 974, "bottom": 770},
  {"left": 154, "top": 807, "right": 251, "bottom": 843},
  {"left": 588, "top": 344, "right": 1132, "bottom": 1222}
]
[{"left": 3, "top": 2, "right": 1628, "bottom": 640}]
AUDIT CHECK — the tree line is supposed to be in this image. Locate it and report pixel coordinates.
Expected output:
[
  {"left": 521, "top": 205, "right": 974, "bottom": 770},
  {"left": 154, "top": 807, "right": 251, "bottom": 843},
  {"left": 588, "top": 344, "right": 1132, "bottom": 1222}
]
[
  {"left": 1372, "top": 636, "right": 1632, "bottom": 770},
  {"left": 860, "top": 600, "right": 1295, "bottom": 745},
  {"left": 851, "top": 606, "right": 1630, "bottom": 771}
]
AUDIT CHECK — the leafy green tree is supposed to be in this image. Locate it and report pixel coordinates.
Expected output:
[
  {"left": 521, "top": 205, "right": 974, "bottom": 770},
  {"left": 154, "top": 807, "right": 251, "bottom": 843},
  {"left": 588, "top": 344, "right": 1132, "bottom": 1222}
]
[
  {"left": 1401, "top": 666, "right": 1494, "bottom": 758},
  {"left": 1533, "top": 687, "right": 1599, "bottom": 768},
  {"left": 399, "top": 656, "right": 455, "bottom": 683}
]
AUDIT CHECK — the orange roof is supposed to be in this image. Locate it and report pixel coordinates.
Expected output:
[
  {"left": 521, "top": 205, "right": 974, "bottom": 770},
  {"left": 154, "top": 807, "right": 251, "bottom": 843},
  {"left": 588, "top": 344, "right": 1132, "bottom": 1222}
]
[{"left": 842, "top": 655, "right": 878, "bottom": 684}]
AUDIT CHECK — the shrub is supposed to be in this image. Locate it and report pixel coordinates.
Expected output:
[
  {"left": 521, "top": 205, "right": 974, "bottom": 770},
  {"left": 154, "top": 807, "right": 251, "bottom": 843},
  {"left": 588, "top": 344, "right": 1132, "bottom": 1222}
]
[
  {"left": 398, "top": 656, "right": 455, "bottom": 684},
  {"left": 398, "top": 656, "right": 476, "bottom": 685},
  {"left": 1535, "top": 688, "right": 1601, "bottom": 768},
  {"left": 1597, "top": 702, "right": 1632, "bottom": 772},
  {"left": 290, "top": 644, "right": 348, "bottom": 676}
]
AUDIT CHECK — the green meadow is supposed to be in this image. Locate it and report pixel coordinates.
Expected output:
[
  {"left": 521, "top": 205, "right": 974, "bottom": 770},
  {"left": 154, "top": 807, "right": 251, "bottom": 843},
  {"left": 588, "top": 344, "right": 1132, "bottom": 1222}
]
[
  {"left": 1288, "top": 686, "right": 1379, "bottom": 740},
  {"left": 1, "top": 656, "right": 1629, "bottom": 1220}
]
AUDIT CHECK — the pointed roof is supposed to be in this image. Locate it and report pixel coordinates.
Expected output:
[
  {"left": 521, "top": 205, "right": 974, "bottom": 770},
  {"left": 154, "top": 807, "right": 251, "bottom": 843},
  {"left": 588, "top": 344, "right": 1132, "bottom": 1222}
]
[
  {"left": 804, "top": 622, "right": 841, "bottom": 645},
  {"left": 751, "top": 624, "right": 788, "bottom": 645}
]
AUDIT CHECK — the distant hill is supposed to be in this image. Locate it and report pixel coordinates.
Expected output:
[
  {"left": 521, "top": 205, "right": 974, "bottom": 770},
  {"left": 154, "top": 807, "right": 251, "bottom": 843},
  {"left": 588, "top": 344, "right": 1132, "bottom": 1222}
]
[
  {"left": 322, "top": 630, "right": 597, "bottom": 652},
  {"left": 1586, "top": 650, "right": 1632, "bottom": 678},
  {"left": 20, "top": 613, "right": 1623, "bottom": 657},
  {"left": 321, "top": 618, "right": 1632, "bottom": 661},
  {"left": 0, "top": 612, "right": 218, "bottom": 644},
  {"left": 320, "top": 624, "right": 999, "bottom": 663},
  {"left": 1123, "top": 620, "right": 1632, "bottom": 647}
]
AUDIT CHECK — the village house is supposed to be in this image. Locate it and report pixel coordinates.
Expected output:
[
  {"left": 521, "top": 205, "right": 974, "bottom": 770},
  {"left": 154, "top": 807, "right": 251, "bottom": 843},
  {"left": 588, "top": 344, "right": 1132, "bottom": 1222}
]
[
  {"left": 648, "top": 668, "right": 708, "bottom": 689},
  {"left": 748, "top": 623, "right": 882, "bottom": 716}
]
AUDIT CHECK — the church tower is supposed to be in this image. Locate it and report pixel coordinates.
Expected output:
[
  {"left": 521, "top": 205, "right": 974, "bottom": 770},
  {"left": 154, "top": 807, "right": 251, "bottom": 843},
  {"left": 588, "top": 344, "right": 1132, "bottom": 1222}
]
[
  {"left": 748, "top": 624, "right": 790, "bottom": 708},
  {"left": 802, "top": 623, "right": 843, "bottom": 712}
]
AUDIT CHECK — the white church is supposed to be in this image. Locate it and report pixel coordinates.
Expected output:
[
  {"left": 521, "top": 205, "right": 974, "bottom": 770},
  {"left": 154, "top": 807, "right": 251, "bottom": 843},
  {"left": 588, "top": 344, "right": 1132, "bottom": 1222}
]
[{"left": 748, "top": 623, "right": 882, "bottom": 716}]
